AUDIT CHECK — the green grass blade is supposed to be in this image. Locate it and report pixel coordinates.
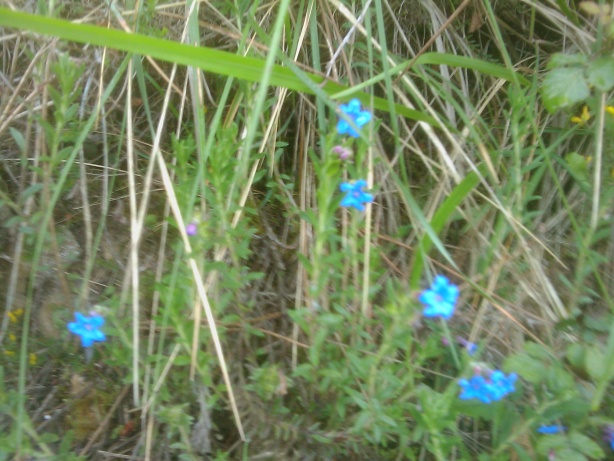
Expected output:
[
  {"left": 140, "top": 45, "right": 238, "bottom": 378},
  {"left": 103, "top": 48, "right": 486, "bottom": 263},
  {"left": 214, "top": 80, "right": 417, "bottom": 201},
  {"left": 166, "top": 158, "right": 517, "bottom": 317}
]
[
  {"left": 0, "top": 8, "right": 438, "bottom": 126},
  {"left": 409, "top": 167, "right": 485, "bottom": 289}
]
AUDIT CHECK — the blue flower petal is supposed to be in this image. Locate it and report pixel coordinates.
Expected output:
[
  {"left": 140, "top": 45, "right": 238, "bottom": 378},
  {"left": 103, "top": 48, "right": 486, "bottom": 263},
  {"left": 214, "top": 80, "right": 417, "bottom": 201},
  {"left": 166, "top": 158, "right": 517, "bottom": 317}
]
[
  {"left": 339, "top": 180, "right": 374, "bottom": 211},
  {"left": 458, "top": 370, "right": 517, "bottom": 403},
  {"left": 337, "top": 99, "right": 372, "bottom": 137},
  {"left": 537, "top": 425, "right": 566, "bottom": 434},
  {"left": 419, "top": 275, "right": 458, "bottom": 319},
  {"left": 67, "top": 312, "right": 107, "bottom": 348}
]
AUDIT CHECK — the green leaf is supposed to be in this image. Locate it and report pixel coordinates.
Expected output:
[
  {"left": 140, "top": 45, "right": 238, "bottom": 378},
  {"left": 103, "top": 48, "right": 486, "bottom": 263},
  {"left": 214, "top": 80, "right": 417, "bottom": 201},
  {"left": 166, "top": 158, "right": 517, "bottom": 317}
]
[
  {"left": 566, "top": 343, "right": 585, "bottom": 368},
  {"left": 547, "top": 53, "right": 587, "bottom": 69},
  {"left": 415, "top": 53, "right": 530, "bottom": 86},
  {"left": 510, "top": 442, "right": 534, "bottom": 461},
  {"left": 409, "top": 167, "right": 483, "bottom": 288},
  {"left": 524, "top": 341, "right": 551, "bottom": 360},
  {"left": 317, "top": 313, "right": 344, "bottom": 327},
  {"left": 504, "top": 352, "right": 546, "bottom": 384},
  {"left": 546, "top": 366, "right": 576, "bottom": 395},
  {"left": 586, "top": 57, "right": 614, "bottom": 91},
  {"left": 541, "top": 67, "right": 590, "bottom": 112},
  {"left": 2, "top": 215, "right": 22, "bottom": 229},
  {"left": 22, "top": 183, "right": 43, "bottom": 200},
  {"left": 563, "top": 153, "right": 591, "bottom": 190},
  {"left": 9, "top": 128, "right": 26, "bottom": 152},
  {"left": 585, "top": 346, "right": 605, "bottom": 380},
  {"left": 569, "top": 432, "right": 605, "bottom": 459},
  {"left": 39, "top": 432, "right": 59, "bottom": 443},
  {"left": 536, "top": 434, "right": 568, "bottom": 455},
  {"left": 0, "top": 8, "right": 439, "bottom": 126},
  {"left": 554, "top": 449, "right": 586, "bottom": 461}
]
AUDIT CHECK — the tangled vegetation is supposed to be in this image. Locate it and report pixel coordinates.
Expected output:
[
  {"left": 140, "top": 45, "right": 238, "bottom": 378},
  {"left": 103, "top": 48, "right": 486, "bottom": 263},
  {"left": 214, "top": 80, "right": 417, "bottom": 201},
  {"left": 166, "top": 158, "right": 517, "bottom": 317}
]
[{"left": 1, "top": 0, "right": 614, "bottom": 460}]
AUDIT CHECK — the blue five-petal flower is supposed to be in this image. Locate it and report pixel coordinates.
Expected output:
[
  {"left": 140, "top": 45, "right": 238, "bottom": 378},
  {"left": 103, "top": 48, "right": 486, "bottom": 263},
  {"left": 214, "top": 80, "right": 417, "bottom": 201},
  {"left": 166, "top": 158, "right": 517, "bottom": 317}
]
[
  {"left": 419, "top": 275, "right": 459, "bottom": 320},
  {"left": 68, "top": 312, "right": 106, "bottom": 347},
  {"left": 340, "top": 180, "right": 374, "bottom": 211},
  {"left": 337, "top": 98, "right": 372, "bottom": 137}
]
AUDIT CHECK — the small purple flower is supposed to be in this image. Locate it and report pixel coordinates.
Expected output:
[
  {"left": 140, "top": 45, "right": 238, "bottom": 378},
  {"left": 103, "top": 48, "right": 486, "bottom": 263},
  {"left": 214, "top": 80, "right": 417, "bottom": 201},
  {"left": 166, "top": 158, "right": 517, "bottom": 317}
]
[
  {"left": 336, "top": 99, "right": 372, "bottom": 138},
  {"left": 332, "top": 145, "right": 353, "bottom": 160},
  {"left": 186, "top": 222, "right": 198, "bottom": 236},
  {"left": 340, "top": 180, "right": 374, "bottom": 211},
  {"left": 538, "top": 425, "right": 566, "bottom": 434},
  {"left": 68, "top": 312, "right": 106, "bottom": 347},
  {"left": 419, "top": 275, "right": 459, "bottom": 320}
]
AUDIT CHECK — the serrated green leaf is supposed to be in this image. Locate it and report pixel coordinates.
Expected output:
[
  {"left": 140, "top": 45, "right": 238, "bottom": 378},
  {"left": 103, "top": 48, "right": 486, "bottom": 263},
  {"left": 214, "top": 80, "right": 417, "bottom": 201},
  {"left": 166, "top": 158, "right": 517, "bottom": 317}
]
[
  {"left": 586, "top": 57, "right": 614, "bottom": 91},
  {"left": 541, "top": 68, "right": 590, "bottom": 112}
]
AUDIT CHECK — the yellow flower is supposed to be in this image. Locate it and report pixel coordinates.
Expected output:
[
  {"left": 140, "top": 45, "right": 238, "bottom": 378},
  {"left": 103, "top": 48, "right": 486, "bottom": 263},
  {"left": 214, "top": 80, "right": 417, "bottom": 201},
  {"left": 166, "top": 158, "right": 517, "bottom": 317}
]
[
  {"left": 571, "top": 105, "right": 590, "bottom": 124},
  {"left": 8, "top": 308, "right": 24, "bottom": 323},
  {"left": 29, "top": 353, "right": 37, "bottom": 365},
  {"left": 9, "top": 333, "right": 16, "bottom": 342},
  {"left": 607, "top": 106, "right": 614, "bottom": 117},
  {"left": 4, "top": 350, "right": 15, "bottom": 356}
]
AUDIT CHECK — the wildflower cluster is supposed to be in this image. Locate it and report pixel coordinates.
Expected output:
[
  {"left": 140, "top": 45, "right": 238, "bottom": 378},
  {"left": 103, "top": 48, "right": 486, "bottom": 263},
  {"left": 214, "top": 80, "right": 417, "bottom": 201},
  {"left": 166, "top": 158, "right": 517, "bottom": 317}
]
[
  {"left": 335, "top": 99, "right": 374, "bottom": 212},
  {"left": 459, "top": 369, "right": 518, "bottom": 403},
  {"left": 418, "top": 275, "right": 519, "bottom": 404}
]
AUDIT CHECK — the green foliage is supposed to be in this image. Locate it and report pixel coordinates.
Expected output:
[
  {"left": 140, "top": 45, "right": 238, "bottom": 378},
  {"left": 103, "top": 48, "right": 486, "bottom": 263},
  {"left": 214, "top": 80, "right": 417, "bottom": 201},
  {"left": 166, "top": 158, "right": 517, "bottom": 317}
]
[
  {"left": 2, "top": 0, "right": 614, "bottom": 459},
  {"left": 541, "top": 52, "right": 614, "bottom": 112}
]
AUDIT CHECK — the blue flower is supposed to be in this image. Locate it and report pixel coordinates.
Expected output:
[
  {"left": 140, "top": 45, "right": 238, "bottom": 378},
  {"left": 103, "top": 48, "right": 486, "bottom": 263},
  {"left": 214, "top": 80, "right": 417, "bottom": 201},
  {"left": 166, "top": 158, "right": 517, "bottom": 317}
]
[
  {"left": 419, "top": 275, "right": 459, "bottom": 320},
  {"left": 459, "top": 375, "right": 490, "bottom": 402},
  {"left": 340, "top": 180, "right": 374, "bottom": 211},
  {"left": 456, "top": 337, "right": 477, "bottom": 355},
  {"left": 604, "top": 425, "right": 614, "bottom": 450},
  {"left": 68, "top": 312, "right": 106, "bottom": 347},
  {"left": 336, "top": 98, "right": 372, "bottom": 137},
  {"left": 459, "top": 370, "right": 517, "bottom": 403},
  {"left": 465, "top": 342, "right": 478, "bottom": 355},
  {"left": 537, "top": 425, "right": 566, "bottom": 434}
]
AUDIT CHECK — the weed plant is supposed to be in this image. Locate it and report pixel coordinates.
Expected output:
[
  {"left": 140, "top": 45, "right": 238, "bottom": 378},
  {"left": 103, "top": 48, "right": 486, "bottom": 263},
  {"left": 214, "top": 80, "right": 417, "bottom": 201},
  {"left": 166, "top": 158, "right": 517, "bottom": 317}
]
[{"left": 1, "top": 0, "right": 614, "bottom": 460}]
